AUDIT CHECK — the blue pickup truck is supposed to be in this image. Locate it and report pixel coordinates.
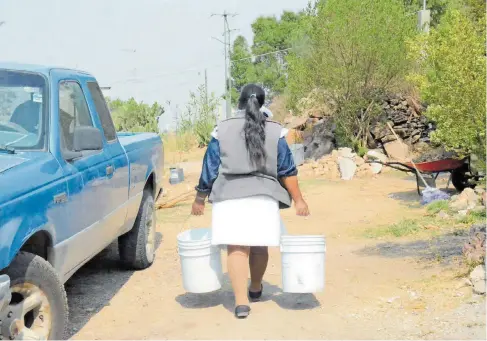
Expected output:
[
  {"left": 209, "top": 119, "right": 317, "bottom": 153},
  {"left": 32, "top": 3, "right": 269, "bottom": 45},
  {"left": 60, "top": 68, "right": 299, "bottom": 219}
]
[{"left": 0, "top": 63, "right": 164, "bottom": 340}]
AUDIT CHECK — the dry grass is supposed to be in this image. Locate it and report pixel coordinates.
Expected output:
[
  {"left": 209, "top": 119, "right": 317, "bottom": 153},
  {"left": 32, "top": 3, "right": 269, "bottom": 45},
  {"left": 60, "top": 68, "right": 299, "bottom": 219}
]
[{"left": 163, "top": 132, "right": 199, "bottom": 165}]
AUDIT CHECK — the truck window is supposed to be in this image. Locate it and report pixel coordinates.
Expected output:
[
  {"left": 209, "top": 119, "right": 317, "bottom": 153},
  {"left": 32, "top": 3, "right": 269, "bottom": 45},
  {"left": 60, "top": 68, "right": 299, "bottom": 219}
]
[
  {"left": 59, "top": 81, "right": 94, "bottom": 152},
  {"left": 87, "top": 82, "right": 117, "bottom": 141},
  {"left": 0, "top": 70, "right": 47, "bottom": 150}
]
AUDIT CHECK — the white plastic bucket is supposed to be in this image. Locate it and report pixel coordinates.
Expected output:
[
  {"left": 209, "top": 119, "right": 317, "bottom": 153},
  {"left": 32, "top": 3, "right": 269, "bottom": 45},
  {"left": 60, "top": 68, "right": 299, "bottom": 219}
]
[
  {"left": 280, "top": 235, "right": 326, "bottom": 293},
  {"left": 177, "top": 228, "right": 223, "bottom": 293}
]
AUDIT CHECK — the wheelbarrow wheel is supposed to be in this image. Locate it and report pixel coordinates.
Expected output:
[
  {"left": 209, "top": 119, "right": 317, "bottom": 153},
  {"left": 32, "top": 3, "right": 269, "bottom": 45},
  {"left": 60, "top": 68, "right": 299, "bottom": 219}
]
[{"left": 451, "top": 167, "right": 475, "bottom": 192}]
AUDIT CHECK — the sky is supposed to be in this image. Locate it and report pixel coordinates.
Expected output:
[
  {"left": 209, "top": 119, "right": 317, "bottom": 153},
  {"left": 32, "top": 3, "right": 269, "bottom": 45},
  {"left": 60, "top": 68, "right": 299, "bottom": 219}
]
[{"left": 0, "top": 0, "right": 309, "bottom": 129}]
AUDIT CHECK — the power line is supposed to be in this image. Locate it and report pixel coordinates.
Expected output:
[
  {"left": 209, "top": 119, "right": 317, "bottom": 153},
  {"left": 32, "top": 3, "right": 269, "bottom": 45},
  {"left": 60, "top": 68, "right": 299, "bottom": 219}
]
[
  {"left": 110, "top": 47, "right": 293, "bottom": 85},
  {"left": 110, "top": 63, "right": 222, "bottom": 84},
  {"left": 230, "top": 47, "right": 293, "bottom": 63}
]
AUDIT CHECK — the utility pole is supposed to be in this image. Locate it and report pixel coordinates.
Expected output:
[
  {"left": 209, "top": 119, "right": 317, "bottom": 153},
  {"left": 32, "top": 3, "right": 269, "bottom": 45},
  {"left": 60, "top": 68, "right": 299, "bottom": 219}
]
[
  {"left": 211, "top": 11, "right": 237, "bottom": 119},
  {"left": 418, "top": 0, "right": 431, "bottom": 33}
]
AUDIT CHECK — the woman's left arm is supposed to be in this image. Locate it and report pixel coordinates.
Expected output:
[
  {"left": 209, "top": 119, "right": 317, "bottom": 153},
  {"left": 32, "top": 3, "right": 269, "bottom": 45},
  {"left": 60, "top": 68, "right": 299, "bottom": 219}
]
[
  {"left": 277, "top": 137, "right": 309, "bottom": 216},
  {"left": 277, "top": 137, "right": 298, "bottom": 178}
]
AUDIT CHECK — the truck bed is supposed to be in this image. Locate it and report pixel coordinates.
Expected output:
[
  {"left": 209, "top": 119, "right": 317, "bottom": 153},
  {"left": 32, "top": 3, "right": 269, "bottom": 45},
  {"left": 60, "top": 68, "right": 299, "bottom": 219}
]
[
  {"left": 117, "top": 132, "right": 161, "bottom": 153},
  {"left": 118, "top": 131, "right": 164, "bottom": 201}
]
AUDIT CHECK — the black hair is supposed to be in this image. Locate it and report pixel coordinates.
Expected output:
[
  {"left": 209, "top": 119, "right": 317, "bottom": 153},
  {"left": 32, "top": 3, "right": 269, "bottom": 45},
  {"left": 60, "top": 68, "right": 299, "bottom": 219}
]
[{"left": 238, "top": 84, "right": 266, "bottom": 169}]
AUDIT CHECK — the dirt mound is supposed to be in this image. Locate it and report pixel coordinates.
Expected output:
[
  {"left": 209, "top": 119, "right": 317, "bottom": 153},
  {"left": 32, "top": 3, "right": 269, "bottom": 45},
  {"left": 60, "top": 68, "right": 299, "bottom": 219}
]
[{"left": 413, "top": 147, "right": 458, "bottom": 163}]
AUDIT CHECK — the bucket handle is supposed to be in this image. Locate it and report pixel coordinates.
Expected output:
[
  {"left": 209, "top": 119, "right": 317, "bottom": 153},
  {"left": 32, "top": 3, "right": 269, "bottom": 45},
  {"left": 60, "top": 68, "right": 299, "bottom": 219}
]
[
  {"left": 179, "top": 212, "right": 227, "bottom": 252},
  {"left": 178, "top": 213, "right": 193, "bottom": 235}
]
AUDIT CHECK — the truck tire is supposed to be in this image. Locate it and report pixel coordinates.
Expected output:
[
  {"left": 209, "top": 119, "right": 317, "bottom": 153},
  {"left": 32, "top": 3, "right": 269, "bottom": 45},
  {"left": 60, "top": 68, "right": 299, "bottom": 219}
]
[
  {"left": 0, "top": 252, "right": 68, "bottom": 340},
  {"left": 118, "top": 189, "right": 157, "bottom": 269}
]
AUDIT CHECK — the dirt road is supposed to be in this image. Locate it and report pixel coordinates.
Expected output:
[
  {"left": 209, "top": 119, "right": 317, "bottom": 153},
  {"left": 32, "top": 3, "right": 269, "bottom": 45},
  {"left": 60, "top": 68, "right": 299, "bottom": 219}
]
[{"left": 67, "top": 172, "right": 485, "bottom": 340}]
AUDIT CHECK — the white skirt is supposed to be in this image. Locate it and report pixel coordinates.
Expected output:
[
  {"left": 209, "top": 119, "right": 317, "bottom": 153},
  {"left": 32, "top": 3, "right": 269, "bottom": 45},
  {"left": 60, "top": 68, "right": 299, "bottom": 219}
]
[{"left": 211, "top": 195, "right": 286, "bottom": 247}]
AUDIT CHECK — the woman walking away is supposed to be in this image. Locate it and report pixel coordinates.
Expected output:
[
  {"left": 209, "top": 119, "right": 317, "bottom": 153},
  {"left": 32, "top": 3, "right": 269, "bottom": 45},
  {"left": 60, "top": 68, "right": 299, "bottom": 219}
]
[{"left": 191, "top": 83, "right": 310, "bottom": 319}]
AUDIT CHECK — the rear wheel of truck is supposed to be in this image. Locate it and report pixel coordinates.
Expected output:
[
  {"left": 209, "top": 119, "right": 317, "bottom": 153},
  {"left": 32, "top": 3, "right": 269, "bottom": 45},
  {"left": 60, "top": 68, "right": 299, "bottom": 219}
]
[
  {"left": 0, "top": 252, "right": 68, "bottom": 340},
  {"left": 118, "top": 189, "right": 157, "bottom": 269}
]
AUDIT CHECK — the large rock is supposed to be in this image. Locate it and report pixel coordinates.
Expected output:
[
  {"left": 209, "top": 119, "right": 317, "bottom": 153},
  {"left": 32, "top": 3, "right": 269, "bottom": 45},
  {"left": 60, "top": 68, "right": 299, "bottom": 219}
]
[
  {"left": 449, "top": 188, "right": 480, "bottom": 212},
  {"left": 449, "top": 196, "right": 470, "bottom": 212},
  {"left": 303, "top": 118, "right": 336, "bottom": 160},
  {"left": 338, "top": 157, "right": 357, "bottom": 180},
  {"left": 469, "top": 265, "right": 486, "bottom": 295},
  {"left": 383, "top": 140, "right": 410, "bottom": 161},
  {"left": 337, "top": 147, "right": 355, "bottom": 158},
  {"left": 366, "top": 150, "right": 388, "bottom": 174},
  {"left": 367, "top": 149, "right": 388, "bottom": 162}
]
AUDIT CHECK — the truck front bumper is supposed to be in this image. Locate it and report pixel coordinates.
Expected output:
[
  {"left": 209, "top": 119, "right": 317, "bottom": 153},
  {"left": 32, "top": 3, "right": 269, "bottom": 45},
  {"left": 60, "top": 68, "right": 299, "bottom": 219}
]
[{"left": 0, "top": 274, "right": 11, "bottom": 314}]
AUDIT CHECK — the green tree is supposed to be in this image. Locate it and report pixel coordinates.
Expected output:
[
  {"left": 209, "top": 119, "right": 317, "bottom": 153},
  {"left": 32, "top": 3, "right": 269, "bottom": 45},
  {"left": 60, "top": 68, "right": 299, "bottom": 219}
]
[
  {"left": 251, "top": 10, "right": 310, "bottom": 94},
  {"left": 107, "top": 97, "right": 163, "bottom": 133},
  {"left": 230, "top": 36, "right": 256, "bottom": 90},
  {"left": 460, "top": 0, "right": 486, "bottom": 33},
  {"left": 408, "top": 8, "right": 486, "bottom": 165},
  {"left": 229, "top": 9, "right": 312, "bottom": 99},
  {"left": 230, "top": 36, "right": 256, "bottom": 105},
  {"left": 287, "top": 0, "right": 415, "bottom": 148}
]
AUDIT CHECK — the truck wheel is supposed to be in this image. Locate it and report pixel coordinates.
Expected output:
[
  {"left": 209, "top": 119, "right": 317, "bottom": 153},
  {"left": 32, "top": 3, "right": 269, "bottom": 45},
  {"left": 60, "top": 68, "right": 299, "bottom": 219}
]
[
  {"left": 118, "top": 189, "right": 157, "bottom": 269},
  {"left": 0, "top": 252, "right": 68, "bottom": 340}
]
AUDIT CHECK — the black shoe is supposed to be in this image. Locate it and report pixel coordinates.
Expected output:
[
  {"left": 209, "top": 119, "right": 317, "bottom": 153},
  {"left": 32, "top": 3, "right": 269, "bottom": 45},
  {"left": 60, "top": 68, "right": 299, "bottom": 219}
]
[
  {"left": 235, "top": 305, "right": 251, "bottom": 319},
  {"left": 248, "top": 284, "right": 263, "bottom": 301}
]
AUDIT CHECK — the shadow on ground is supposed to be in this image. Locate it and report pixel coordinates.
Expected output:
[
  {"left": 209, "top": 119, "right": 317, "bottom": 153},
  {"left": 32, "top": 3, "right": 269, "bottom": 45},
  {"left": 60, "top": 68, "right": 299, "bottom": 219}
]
[
  {"left": 356, "top": 231, "right": 469, "bottom": 264},
  {"left": 175, "top": 274, "right": 320, "bottom": 313},
  {"left": 65, "top": 232, "right": 163, "bottom": 338}
]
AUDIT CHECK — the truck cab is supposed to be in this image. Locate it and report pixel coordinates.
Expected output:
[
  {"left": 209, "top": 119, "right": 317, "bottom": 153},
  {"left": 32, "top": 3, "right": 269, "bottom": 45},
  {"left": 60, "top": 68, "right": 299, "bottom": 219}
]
[{"left": 0, "top": 63, "right": 164, "bottom": 340}]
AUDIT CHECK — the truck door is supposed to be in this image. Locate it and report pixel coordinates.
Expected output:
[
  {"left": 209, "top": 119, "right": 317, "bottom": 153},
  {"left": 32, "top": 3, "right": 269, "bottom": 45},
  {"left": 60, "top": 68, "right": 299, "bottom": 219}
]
[{"left": 55, "top": 80, "right": 114, "bottom": 276}]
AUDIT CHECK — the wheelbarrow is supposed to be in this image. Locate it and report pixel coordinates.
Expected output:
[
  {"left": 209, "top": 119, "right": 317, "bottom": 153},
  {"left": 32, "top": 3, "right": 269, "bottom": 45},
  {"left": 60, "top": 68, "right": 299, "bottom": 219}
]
[{"left": 368, "top": 157, "right": 480, "bottom": 195}]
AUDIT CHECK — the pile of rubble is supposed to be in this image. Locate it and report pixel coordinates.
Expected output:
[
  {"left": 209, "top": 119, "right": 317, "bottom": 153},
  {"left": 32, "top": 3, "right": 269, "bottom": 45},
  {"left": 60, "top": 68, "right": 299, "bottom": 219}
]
[
  {"left": 284, "top": 93, "right": 435, "bottom": 163},
  {"left": 298, "top": 147, "right": 387, "bottom": 180},
  {"left": 370, "top": 95, "right": 432, "bottom": 148}
]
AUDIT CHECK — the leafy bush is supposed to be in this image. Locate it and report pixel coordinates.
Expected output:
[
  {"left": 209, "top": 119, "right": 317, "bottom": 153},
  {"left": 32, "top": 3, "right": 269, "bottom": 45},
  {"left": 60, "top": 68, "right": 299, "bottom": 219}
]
[
  {"left": 107, "top": 97, "right": 163, "bottom": 133},
  {"left": 408, "top": 8, "right": 486, "bottom": 168},
  {"left": 287, "top": 0, "right": 415, "bottom": 148}
]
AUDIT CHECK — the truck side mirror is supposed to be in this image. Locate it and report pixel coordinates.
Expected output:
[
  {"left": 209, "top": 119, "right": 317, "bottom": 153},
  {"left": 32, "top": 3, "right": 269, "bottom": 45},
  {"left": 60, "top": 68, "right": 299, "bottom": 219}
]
[{"left": 73, "top": 126, "right": 103, "bottom": 152}]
